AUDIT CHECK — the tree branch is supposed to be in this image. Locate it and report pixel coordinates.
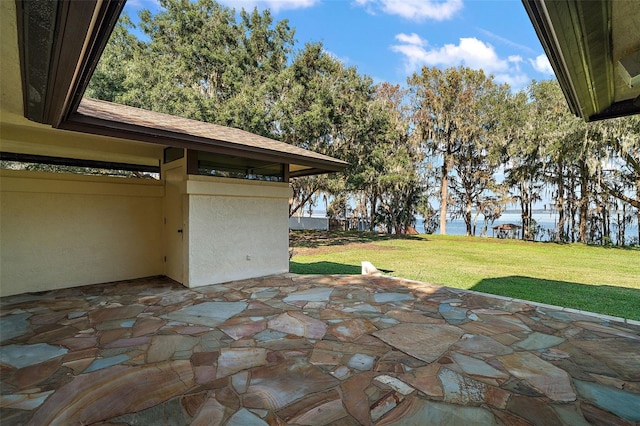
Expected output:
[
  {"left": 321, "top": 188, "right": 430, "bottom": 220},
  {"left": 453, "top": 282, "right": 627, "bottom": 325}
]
[{"left": 600, "top": 178, "right": 640, "bottom": 209}]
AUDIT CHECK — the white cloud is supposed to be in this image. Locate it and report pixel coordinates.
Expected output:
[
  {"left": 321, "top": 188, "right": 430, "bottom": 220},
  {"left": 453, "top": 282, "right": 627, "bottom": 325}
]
[
  {"left": 391, "top": 33, "right": 530, "bottom": 88},
  {"left": 355, "top": 0, "right": 463, "bottom": 21},
  {"left": 217, "top": 0, "right": 320, "bottom": 13},
  {"left": 529, "top": 54, "right": 554, "bottom": 75},
  {"left": 395, "top": 33, "right": 425, "bottom": 46}
]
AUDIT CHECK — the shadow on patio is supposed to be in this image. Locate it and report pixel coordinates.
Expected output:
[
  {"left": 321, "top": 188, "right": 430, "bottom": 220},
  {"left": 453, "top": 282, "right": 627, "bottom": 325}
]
[{"left": 1, "top": 274, "right": 639, "bottom": 425}]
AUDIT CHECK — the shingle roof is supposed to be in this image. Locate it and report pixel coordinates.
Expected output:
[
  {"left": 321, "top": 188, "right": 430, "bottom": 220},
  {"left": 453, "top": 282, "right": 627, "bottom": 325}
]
[{"left": 64, "top": 98, "right": 347, "bottom": 175}]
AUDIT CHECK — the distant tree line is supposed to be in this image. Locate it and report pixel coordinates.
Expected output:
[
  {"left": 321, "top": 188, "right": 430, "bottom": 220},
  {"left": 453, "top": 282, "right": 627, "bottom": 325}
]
[{"left": 87, "top": 0, "right": 640, "bottom": 245}]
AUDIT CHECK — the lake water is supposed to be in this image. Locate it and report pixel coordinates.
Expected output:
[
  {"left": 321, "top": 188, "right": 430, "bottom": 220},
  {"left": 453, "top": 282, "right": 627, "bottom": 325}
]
[{"left": 414, "top": 211, "right": 639, "bottom": 245}]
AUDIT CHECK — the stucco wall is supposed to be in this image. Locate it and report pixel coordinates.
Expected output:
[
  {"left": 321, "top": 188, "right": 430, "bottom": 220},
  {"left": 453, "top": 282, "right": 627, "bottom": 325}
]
[
  {"left": 0, "top": 170, "right": 164, "bottom": 296},
  {"left": 185, "top": 176, "right": 291, "bottom": 286}
]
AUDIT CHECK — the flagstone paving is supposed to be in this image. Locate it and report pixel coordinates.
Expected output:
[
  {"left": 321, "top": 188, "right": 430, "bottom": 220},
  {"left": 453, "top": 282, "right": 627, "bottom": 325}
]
[{"left": 1, "top": 274, "right": 639, "bottom": 425}]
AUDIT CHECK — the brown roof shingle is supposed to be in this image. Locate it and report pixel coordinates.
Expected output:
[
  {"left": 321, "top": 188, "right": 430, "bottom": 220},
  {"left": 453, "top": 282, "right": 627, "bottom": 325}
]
[{"left": 62, "top": 98, "right": 347, "bottom": 175}]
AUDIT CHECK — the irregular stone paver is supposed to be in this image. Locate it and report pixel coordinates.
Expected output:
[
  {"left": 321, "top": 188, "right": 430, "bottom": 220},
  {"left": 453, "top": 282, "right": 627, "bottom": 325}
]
[
  {"left": 507, "top": 395, "right": 564, "bottom": 425},
  {"left": 574, "top": 380, "right": 640, "bottom": 422},
  {"left": 513, "top": 331, "right": 565, "bottom": 350},
  {"left": 385, "top": 309, "right": 445, "bottom": 324},
  {"left": 84, "top": 354, "right": 129, "bottom": 372},
  {"left": 0, "top": 343, "right": 68, "bottom": 369},
  {"left": 374, "top": 323, "right": 465, "bottom": 363},
  {"left": 147, "top": 335, "right": 198, "bottom": 363},
  {"left": 450, "top": 352, "right": 509, "bottom": 382},
  {"left": 552, "top": 404, "right": 592, "bottom": 426},
  {"left": 0, "top": 313, "right": 32, "bottom": 343},
  {"left": 109, "top": 398, "right": 188, "bottom": 425},
  {"left": 283, "top": 287, "right": 333, "bottom": 303},
  {"left": 452, "top": 334, "right": 513, "bottom": 357},
  {"left": 574, "top": 321, "right": 640, "bottom": 340},
  {"left": 373, "top": 292, "right": 414, "bottom": 303},
  {"left": 162, "top": 301, "right": 247, "bottom": 327},
  {"left": 1, "top": 274, "right": 638, "bottom": 425},
  {"left": 217, "top": 348, "right": 268, "bottom": 378},
  {"left": 25, "top": 361, "right": 194, "bottom": 425},
  {"left": 328, "top": 318, "right": 377, "bottom": 342},
  {"left": 570, "top": 338, "right": 640, "bottom": 378},
  {"left": 0, "top": 391, "right": 54, "bottom": 410},
  {"left": 399, "top": 363, "right": 443, "bottom": 397},
  {"left": 286, "top": 397, "right": 348, "bottom": 425},
  {"left": 439, "top": 368, "right": 487, "bottom": 404},
  {"left": 243, "top": 359, "right": 339, "bottom": 410},
  {"left": 374, "top": 375, "right": 415, "bottom": 395},
  {"left": 267, "top": 311, "right": 327, "bottom": 339},
  {"left": 439, "top": 303, "right": 469, "bottom": 324},
  {"left": 190, "top": 395, "right": 226, "bottom": 425},
  {"left": 226, "top": 408, "right": 268, "bottom": 426},
  {"left": 496, "top": 352, "right": 576, "bottom": 402},
  {"left": 378, "top": 398, "right": 499, "bottom": 425},
  {"left": 347, "top": 353, "right": 376, "bottom": 370}
]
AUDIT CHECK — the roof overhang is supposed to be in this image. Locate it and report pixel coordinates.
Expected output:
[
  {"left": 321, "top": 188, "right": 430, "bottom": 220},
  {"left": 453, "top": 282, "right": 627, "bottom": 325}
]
[
  {"left": 522, "top": 0, "right": 640, "bottom": 121},
  {"left": 63, "top": 98, "right": 347, "bottom": 176},
  {"left": 4, "top": 0, "right": 346, "bottom": 177},
  {"left": 16, "top": 0, "right": 126, "bottom": 126}
]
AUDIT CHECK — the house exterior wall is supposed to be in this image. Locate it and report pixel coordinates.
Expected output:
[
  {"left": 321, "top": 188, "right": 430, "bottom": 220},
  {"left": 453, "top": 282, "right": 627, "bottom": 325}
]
[
  {"left": 0, "top": 170, "right": 164, "bottom": 296},
  {"left": 184, "top": 175, "right": 291, "bottom": 287}
]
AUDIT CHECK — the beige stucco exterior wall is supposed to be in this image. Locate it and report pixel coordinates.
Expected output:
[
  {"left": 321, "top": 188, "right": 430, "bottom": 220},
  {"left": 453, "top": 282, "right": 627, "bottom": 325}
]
[
  {"left": 0, "top": 170, "right": 164, "bottom": 296},
  {"left": 184, "top": 175, "right": 291, "bottom": 287}
]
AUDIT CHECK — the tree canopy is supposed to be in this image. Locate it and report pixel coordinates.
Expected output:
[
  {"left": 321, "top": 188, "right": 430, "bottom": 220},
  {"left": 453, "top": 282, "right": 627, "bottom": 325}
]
[{"left": 86, "top": 0, "right": 640, "bottom": 245}]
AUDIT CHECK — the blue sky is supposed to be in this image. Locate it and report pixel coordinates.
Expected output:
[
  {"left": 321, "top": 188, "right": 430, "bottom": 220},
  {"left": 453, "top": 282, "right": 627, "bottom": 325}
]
[{"left": 124, "top": 0, "right": 556, "bottom": 90}]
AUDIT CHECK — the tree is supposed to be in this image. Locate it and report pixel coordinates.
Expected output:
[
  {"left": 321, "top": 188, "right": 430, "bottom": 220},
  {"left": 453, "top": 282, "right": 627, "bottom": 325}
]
[
  {"left": 85, "top": 14, "right": 139, "bottom": 101},
  {"left": 525, "top": 80, "right": 577, "bottom": 242},
  {"left": 339, "top": 82, "right": 425, "bottom": 232},
  {"left": 409, "top": 66, "right": 505, "bottom": 236},
  {"left": 273, "top": 43, "right": 347, "bottom": 216},
  {"left": 90, "top": 0, "right": 295, "bottom": 127},
  {"left": 500, "top": 88, "right": 542, "bottom": 240},
  {"left": 600, "top": 115, "right": 640, "bottom": 243},
  {"left": 450, "top": 78, "right": 509, "bottom": 236}
]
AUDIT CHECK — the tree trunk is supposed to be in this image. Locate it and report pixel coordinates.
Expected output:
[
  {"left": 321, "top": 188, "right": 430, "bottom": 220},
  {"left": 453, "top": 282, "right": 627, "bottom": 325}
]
[
  {"left": 369, "top": 192, "right": 378, "bottom": 232},
  {"left": 556, "top": 160, "right": 565, "bottom": 242},
  {"left": 465, "top": 197, "right": 473, "bottom": 236},
  {"left": 637, "top": 178, "right": 640, "bottom": 244},
  {"left": 520, "top": 181, "right": 531, "bottom": 240},
  {"left": 528, "top": 184, "right": 534, "bottom": 240},
  {"left": 578, "top": 160, "right": 589, "bottom": 243},
  {"left": 619, "top": 203, "right": 625, "bottom": 246},
  {"left": 439, "top": 154, "right": 452, "bottom": 235}
]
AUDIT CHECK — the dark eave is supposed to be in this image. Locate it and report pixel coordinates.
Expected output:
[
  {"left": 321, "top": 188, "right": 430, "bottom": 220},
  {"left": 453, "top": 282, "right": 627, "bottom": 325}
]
[
  {"left": 16, "top": 0, "right": 126, "bottom": 126},
  {"left": 522, "top": 0, "right": 640, "bottom": 121}
]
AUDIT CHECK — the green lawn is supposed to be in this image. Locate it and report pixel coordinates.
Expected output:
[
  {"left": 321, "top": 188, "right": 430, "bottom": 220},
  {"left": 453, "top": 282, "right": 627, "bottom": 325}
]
[{"left": 290, "top": 231, "right": 640, "bottom": 321}]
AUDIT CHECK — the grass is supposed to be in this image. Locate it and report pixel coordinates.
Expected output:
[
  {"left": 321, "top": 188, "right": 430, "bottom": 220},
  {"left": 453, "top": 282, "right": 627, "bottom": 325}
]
[{"left": 290, "top": 231, "right": 640, "bottom": 321}]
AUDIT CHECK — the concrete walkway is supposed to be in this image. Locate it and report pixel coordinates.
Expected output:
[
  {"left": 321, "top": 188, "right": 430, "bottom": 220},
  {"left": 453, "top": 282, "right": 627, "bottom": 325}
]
[{"left": 1, "top": 274, "right": 639, "bottom": 425}]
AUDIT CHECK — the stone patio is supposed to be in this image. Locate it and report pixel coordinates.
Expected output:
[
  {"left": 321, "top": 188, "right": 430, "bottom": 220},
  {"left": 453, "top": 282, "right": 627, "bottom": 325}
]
[{"left": 1, "top": 274, "right": 639, "bottom": 425}]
